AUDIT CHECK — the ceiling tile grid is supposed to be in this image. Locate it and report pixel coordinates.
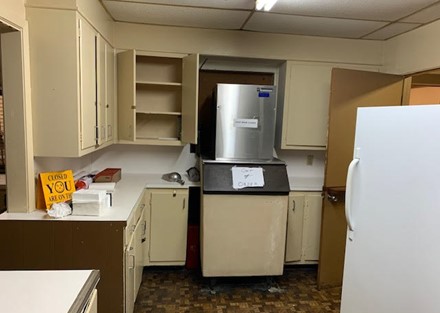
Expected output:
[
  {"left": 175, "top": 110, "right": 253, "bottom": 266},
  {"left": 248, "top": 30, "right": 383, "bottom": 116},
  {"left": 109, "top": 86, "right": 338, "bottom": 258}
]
[{"left": 101, "top": 0, "right": 440, "bottom": 40}]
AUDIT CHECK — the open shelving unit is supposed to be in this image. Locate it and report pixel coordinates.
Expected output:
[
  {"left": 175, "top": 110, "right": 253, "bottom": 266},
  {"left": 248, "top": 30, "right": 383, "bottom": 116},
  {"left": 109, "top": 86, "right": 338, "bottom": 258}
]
[{"left": 117, "top": 50, "right": 198, "bottom": 146}]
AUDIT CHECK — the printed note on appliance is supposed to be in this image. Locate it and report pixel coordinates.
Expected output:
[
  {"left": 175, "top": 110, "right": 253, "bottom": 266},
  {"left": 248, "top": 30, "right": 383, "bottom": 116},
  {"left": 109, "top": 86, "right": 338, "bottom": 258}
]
[{"left": 231, "top": 167, "right": 265, "bottom": 189}]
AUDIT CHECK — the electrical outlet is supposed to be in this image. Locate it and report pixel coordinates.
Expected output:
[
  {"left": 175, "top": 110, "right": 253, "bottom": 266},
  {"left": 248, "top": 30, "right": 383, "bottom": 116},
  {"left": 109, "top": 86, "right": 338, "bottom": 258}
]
[{"left": 306, "top": 155, "right": 314, "bottom": 166}]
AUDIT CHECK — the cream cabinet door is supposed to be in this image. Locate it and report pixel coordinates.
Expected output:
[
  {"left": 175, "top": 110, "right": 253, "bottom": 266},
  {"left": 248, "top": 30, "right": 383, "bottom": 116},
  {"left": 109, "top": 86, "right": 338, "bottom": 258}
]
[
  {"left": 302, "top": 193, "right": 323, "bottom": 261},
  {"left": 133, "top": 215, "right": 145, "bottom": 298},
  {"left": 149, "top": 189, "right": 188, "bottom": 262},
  {"left": 84, "top": 289, "right": 98, "bottom": 313},
  {"left": 97, "top": 36, "right": 115, "bottom": 145},
  {"left": 285, "top": 193, "right": 305, "bottom": 262},
  {"left": 79, "top": 18, "right": 98, "bottom": 150},
  {"left": 125, "top": 235, "right": 135, "bottom": 313},
  {"left": 285, "top": 192, "right": 322, "bottom": 264},
  {"left": 96, "top": 34, "right": 106, "bottom": 145},
  {"left": 182, "top": 54, "right": 199, "bottom": 144},
  {"left": 277, "top": 62, "right": 331, "bottom": 150},
  {"left": 106, "top": 42, "right": 116, "bottom": 142}
]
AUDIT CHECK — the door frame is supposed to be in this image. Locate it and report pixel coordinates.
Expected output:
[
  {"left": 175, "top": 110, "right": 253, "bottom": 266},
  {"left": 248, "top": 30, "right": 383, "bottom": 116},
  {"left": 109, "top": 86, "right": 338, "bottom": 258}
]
[{"left": 0, "top": 17, "right": 35, "bottom": 212}]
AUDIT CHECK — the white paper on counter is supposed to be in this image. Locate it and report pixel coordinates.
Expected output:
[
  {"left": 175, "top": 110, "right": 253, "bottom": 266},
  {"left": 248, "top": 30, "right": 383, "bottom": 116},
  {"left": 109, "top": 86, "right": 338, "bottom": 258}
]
[{"left": 231, "top": 167, "right": 265, "bottom": 189}]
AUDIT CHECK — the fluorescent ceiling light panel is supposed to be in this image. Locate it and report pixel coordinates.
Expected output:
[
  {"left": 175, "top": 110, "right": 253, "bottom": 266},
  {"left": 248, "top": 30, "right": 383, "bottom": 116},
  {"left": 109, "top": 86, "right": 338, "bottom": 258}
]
[{"left": 256, "top": 0, "right": 278, "bottom": 11}]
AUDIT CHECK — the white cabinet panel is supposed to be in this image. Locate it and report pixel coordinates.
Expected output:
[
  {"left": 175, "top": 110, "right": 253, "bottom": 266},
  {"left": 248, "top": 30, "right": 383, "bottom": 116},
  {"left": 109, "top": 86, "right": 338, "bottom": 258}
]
[
  {"left": 79, "top": 18, "right": 98, "bottom": 150},
  {"left": 28, "top": 8, "right": 113, "bottom": 157},
  {"left": 148, "top": 189, "right": 188, "bottom": 264},
  {"left": 303, "top": 194, "right": 323, "bottom": 261},
  {"left": 285, "top": 194, "right": 305, "bottom": 262},
  {"left": 276, "top": 61, "right": 380, "bottom": 151},
  {"left": 276, "top": 62, "right": 331, "bottom": 150},
  {"left": 285, "top": 191, "right": 323, "bottom": 264}
]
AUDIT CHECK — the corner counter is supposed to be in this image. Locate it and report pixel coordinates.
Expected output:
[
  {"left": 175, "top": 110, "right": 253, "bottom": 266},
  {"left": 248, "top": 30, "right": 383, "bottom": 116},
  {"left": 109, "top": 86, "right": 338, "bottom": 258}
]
[
  {"left": 0, "top": 270, "right": 99, "bottom": 313},
  {"left": 0, "top": 173, "right": 199, "bottom": 313},
  {"left": 0, "top": 173, "right": 199, "bottom": 222}
]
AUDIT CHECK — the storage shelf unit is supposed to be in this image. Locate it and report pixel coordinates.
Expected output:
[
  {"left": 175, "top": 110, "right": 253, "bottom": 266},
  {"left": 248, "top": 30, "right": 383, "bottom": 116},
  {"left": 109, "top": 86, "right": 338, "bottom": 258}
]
[{"left": 118, "top": 50, "right": 198, "bottom": 146}]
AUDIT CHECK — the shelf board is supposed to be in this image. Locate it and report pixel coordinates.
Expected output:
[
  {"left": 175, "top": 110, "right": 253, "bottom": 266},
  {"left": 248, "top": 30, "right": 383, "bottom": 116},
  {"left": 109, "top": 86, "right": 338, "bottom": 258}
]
[
  {"left": 136, "top": 80, "right": 182, "bottom": 87},
  {"left": 118, "top": 138, "right": 183, "bottom": 146},
  {"left": 134, "top": 137, "right": 182, "bottom": 146},
  {"left": 136, "top": 110, "right": 182, "bottom": 116}
]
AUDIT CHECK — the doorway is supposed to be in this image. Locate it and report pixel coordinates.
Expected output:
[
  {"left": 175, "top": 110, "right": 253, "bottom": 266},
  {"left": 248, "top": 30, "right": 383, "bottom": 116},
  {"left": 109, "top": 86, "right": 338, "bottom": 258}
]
[
  {"left": 0, "top": 21, "right": 26, "bottom": 213},
  {"left": 408, "top": 69, "right": 440, "bottom": 105},
  {"left": 0, "top": 22, "right": 16, "bottom": 213}
]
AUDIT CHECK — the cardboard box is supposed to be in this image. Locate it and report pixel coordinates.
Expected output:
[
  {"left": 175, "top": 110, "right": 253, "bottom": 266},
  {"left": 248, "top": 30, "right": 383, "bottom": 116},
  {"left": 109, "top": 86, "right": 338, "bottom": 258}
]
[{"left": 94, "top": 168, "right": 121, "bottom": 183}]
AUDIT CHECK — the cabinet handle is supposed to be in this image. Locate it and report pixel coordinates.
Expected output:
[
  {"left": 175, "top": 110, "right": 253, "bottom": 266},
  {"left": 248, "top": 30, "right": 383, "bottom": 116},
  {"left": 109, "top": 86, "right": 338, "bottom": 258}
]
[
  {"left": 140, "top": 203, "right": 145, "bottom": 210},
  {"left": 292, "top": 199, "right": 296, "bottom": 211},
  {"left": 142, "top": 220, "right": 147, "bottom": 236},
  {"left": 129, "top": 254, "right": 135, "bottom": 269},
  {"left": 182, "top": 199, "right": 185, "bottom": 210}
]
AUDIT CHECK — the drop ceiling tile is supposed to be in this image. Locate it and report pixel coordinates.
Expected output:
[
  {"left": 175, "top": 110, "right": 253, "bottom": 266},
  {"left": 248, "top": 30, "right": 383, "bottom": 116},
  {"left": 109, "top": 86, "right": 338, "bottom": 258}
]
[
  {"left": 270, "top": 0, "right": 438, "bottom": 21},
  {"left": 401, "top": 2, "right": 440, "bottom": 23},
  {"left": 244, "top": 12, "right": 388, "bottom": 39},
  {"left": 363, "top": 22, "right": 422, "bottom": 40},
  {"left": 104, "top": 0, "right": 255, "bottom": 10},
  {"left": 104, "top": 1, "right": 250, "bottom": 29}
]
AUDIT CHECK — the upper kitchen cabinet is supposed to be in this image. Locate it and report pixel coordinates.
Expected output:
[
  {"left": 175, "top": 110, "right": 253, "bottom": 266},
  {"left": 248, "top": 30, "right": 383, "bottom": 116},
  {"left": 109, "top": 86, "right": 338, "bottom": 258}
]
[
  {"left": 27, "top": 8, "right": 115, "bottom": 157},
  {"left": 275, "top": 61, "right": 380, "bottom": 150},
  {"left": 276, "top": 62, "right": 332, "bottom": 150},
  {"left": 117, "top": 50, "right": 199, "bottom": 146}
]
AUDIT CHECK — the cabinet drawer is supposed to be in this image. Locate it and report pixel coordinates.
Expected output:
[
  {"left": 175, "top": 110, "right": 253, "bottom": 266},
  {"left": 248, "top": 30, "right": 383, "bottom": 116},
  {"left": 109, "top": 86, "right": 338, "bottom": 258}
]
[{"left": 126, "top": 191, "right": 146, "bottom": 245}]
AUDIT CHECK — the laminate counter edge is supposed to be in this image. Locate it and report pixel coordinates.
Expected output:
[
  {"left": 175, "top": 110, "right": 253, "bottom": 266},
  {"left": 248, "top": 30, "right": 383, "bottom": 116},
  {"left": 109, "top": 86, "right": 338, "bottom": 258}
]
[{"left": 69, "top": 269, "right": 100, "bottom": 313}]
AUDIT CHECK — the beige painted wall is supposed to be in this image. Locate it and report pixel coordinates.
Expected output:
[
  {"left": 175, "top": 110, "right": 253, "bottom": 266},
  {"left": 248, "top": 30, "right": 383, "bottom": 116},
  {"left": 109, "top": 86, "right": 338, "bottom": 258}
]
[
  {"left": 26, "top": 0, "right": 114, "bottom": 43},
  {"left": 115, "top": 22, "right": 383, "bottom": 66},
  {"left": 1, "top": 0, "right": 26, "bottom": 26},
  {"left": 383, "top": 19, "right": 440, "bottom": 75}
]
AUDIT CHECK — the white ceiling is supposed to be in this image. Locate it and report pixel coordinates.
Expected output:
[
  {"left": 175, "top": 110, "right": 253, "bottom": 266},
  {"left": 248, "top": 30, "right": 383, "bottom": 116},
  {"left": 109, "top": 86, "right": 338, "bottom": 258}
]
[{"left": 101, "top": 0, "right": 440, "bottom": 40}]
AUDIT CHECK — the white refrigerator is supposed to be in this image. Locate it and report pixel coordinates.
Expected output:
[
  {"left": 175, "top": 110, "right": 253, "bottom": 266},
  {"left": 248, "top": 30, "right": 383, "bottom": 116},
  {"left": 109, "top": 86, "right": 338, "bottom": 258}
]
[{"left": 341, "top": 105, "right": 440, "bottom": 313}]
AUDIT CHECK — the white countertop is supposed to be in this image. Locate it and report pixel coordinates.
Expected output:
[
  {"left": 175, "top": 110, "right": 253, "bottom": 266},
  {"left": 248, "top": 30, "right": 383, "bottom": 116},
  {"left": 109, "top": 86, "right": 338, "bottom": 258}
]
[
  {"left": 0, "top": 173, "right": 322, "bottom": 221},
  {"left": 0, "top": 270, "right": 98, "bottom": 313},
  {"left": 0, "top": 173, "right": 199, "bottom": 222},
  {"left": 289, "top": 176, "right": 324, "bottom": 191}
]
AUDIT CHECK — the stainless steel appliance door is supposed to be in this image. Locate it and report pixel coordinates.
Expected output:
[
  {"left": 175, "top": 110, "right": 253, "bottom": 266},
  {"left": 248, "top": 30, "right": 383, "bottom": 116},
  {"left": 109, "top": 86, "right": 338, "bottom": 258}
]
[{"left": 215, "top": 84, "right": 276, "bottom": 161}]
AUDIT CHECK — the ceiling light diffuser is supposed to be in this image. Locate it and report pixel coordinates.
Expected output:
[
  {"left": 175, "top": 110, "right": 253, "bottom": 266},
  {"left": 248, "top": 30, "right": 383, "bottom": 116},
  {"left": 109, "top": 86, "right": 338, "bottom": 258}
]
[{"left": 255, "top": 0, "right": 278, "bottom": 11}]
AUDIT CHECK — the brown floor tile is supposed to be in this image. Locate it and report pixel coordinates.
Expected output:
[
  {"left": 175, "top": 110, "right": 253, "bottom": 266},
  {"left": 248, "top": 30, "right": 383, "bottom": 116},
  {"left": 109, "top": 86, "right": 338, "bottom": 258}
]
[{"left": 134, "top": 266, "right": 341, "bottom": 313}]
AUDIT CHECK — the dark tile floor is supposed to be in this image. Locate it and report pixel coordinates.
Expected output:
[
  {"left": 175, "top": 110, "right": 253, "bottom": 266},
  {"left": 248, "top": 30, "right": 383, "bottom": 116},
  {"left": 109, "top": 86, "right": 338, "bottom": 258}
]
[{"left": 134, "top": 266, "right": 341, "bottom": 313}]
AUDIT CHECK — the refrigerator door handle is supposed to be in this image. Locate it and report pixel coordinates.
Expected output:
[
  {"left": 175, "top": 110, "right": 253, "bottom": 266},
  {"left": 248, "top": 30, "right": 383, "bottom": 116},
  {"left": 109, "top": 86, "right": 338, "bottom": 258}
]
[{"left": 345, "top": 158, "right": 360, "bottom": 231}]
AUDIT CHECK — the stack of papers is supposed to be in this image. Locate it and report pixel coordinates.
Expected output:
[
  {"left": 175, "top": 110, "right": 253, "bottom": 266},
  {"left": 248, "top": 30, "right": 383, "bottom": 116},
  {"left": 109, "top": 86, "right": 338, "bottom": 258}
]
[
  {"left": 89, "top": 182, "right": 115, "bottom": 207},
  {"left": 72, "top": 189, "right": 107, "bottom": 216}
]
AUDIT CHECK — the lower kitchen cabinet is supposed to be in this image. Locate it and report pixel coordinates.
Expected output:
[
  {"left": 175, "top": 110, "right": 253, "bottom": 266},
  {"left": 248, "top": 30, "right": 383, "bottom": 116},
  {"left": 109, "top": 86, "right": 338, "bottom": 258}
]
[
  {"left": 125, "top": 193, "right": 146, "bottom": 313},
  {"left": 0, "top": 192, "right": 146, "bottom": 313},
  {"left": 143, "top": 188, "right": 189, "bottom": 265},
  {"left": 285, "top": 191, "right": 323, "bottom": 264},
  {"left": 84, "top": 289, "right": 98, "bottom": 313}
]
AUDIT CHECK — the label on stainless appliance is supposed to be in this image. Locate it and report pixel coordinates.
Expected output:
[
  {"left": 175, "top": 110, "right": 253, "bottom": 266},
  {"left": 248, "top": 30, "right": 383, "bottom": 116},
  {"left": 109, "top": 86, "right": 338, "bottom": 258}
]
[
  {"left": 234, "top": 118, "right": 258, "bottom": 128},
  {"left": 257, "top": 87, "right": 273, "bottom": 98}
]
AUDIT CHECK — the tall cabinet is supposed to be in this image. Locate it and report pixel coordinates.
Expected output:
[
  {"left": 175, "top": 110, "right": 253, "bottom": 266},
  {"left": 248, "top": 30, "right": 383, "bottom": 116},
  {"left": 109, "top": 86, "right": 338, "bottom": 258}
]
[
  {"left": 117, "top": 50, "right": 198, "bottom": 146},
  {"left": 27, "top": 7, "right": 115, "bottom": 157}
]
